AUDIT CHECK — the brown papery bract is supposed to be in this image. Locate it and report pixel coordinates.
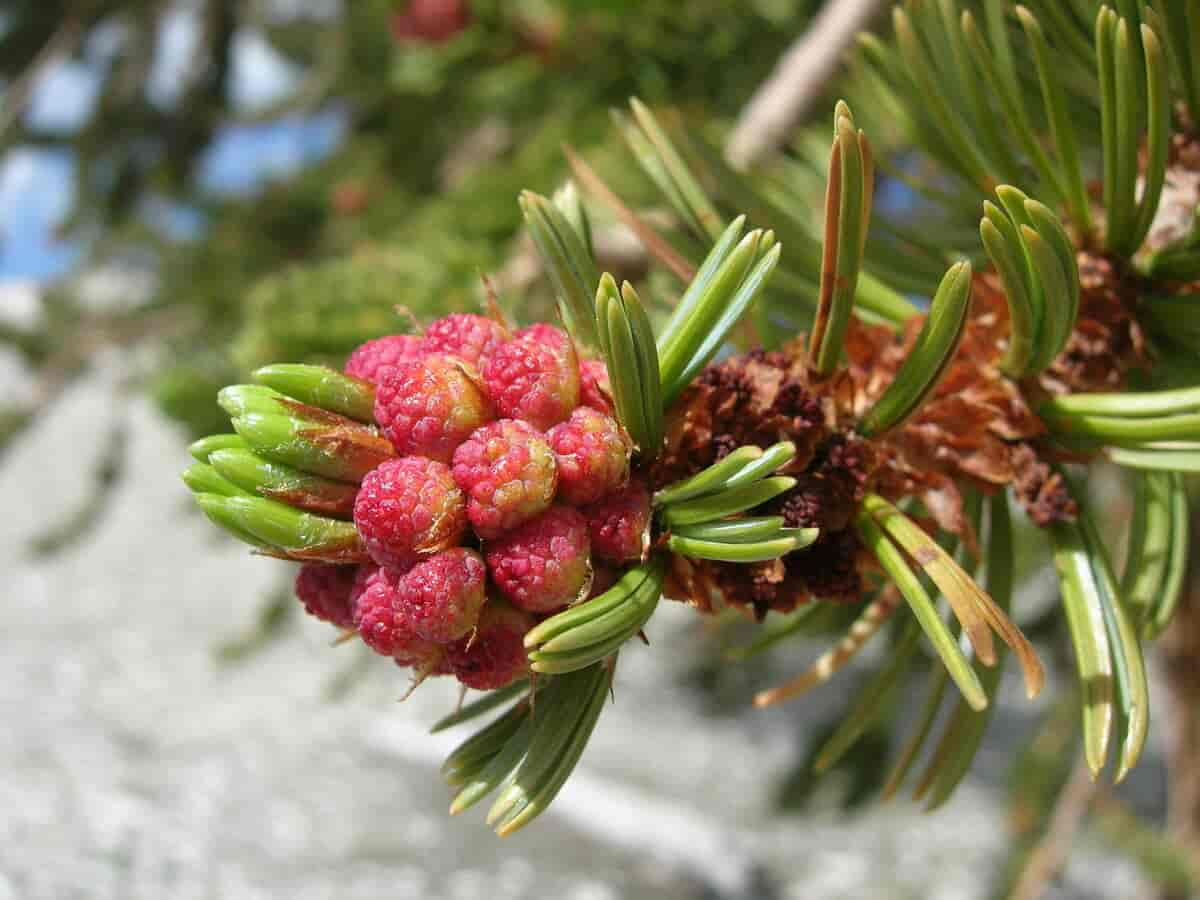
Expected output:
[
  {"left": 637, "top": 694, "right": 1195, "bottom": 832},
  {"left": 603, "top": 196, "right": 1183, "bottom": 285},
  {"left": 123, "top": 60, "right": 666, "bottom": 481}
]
[{"left": 657, "top": 265, "right": 1146, "bottom": 616}]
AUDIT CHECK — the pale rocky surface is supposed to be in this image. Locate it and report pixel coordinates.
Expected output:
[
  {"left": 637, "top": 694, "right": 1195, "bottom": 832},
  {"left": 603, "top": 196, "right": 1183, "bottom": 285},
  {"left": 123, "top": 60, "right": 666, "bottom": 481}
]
[
  {"left": 0, "top": 357, "right": 1150, "bottom": 899},
  {"left": 0, "top": 281, "right": 43, "bottom": 331}
]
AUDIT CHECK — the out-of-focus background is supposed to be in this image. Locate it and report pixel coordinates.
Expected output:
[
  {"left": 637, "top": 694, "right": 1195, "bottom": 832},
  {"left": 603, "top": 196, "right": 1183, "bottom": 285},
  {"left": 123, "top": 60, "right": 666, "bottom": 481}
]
[{"left": 0, "top": 2, "right": 1183, "bottom": 898}]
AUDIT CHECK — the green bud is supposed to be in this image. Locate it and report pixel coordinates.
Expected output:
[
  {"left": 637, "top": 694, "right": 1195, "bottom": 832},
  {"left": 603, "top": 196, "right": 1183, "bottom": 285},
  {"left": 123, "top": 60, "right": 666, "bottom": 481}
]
[
  {"left": 209, "top": 448, "right": 360, "bottom": 518},
  {"left": 189, "top": 433, "right": 248, "bottom": 462},
  {"left": 193, "top": 492, "right": 365, "bottom": 562},
  {"left": 252, "top": 364, "right": 376, "bottom": 423},
  {"left": 192, "top": 492, "right": 270, "bottom": 548},
  {"left": 181, "top": 463, "right": 252, "bottom": 498},
  {"left": 232, "top": 411, "right": 393, "bottom": 482},
  {"left": 217, "top": 384, "right": 291, "bottom": 419}
]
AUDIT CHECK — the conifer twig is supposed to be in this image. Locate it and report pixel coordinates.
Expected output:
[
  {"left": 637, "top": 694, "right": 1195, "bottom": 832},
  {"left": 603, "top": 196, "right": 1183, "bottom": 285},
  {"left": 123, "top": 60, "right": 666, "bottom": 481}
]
[
  {"left": 725, "top": 0, "right": 888, "bottom": 168},
  {"left": 1008, "top": 754, "right": 1096, "bottom": 900}
]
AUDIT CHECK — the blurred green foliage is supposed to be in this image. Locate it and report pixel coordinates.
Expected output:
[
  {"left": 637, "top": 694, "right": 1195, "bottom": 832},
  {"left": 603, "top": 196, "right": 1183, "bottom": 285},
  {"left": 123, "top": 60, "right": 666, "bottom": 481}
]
[
  {"left": 1, "top": 0, "right": 824, "bottom": 439},
  {"left": 118, "top": 0, "right": 821, "bottom": 434}
]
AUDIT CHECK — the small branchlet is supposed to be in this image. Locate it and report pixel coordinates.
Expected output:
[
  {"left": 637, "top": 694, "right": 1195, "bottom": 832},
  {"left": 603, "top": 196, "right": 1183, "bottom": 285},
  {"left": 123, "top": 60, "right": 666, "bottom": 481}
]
[{"left": 178, "top": 1, "right": 1200, "bottom": 839}]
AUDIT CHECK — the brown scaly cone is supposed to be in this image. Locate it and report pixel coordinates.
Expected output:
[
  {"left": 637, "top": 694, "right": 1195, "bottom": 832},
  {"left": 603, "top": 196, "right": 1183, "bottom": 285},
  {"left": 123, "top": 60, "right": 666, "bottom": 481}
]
[
  {"left": 1040, "top": 250, "right": 1149, "bottom": 396},
  {"left": 654, "top": 265, "right": 1146, "bottom": 620}
]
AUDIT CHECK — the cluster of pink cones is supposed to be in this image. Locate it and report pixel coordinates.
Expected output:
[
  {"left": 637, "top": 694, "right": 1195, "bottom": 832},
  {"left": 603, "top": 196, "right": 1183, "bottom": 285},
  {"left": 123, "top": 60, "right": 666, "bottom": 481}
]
[{"left": 189, "top": 312, "right": 652, "bottom": 694}]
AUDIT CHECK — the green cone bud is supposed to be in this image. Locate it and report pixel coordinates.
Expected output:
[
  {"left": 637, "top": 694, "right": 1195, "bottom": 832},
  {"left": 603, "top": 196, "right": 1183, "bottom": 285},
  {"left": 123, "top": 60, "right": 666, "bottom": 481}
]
[
  {"left": 189, "top": 433, "right": 248, "bottom": 462},
  {"left": 192, "top": 492, "right": 365, "bottom": 562},
  {"left": 231, "top": 411, "right": 394, "bottom": 482},
  {"left": 208, "top": 448, "right": 359, "bottom": 518},
  {"left": 192, "top": 492, "right": 270, "bottom": 548},
  {"left": 217, "top": 384, "right": 291, "bottom": 419},
  {"left": 181, "top": 463, "right": 251, "bottom": 498},
  {"left": 219, "top": 384, "right": 366, "bottom": 429},
  {"left": 252, "top": 364, "right": 376, "bottom": 423}
]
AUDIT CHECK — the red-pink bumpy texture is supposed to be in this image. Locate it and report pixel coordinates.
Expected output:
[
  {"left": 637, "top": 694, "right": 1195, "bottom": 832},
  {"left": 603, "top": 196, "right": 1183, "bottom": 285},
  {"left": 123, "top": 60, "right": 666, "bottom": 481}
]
[
  {"left": 582, "top": 479, "right": 650, "bottom": 563},
  {"left": 351, "top": 563, "right": 378, "bottom": 608},
  {"left": 353, "top": 456, "right": 467, "bottom": 569},
  {"left": 294, "top": 563, "right": 358, "bottom": 628},
  {"left": 374, "top": 354, "right": 493, "bottom": 462},
  {"left": 447, "top": 603, "right": 533, "bottom": 690},
  {"left": 483, "top": 331, "right": 579, "bottom": 431},
  {"left": 516, "top": 322, "right": 569, "bottom": 350},
  {"left": 353, "top": 565, "right": 445, "bottom": 668},
  {"left": 421, "top": 313, "right": 508, "bottom": 368},
  {"left": 396, "top": 547, "right": 487, "bottom": 643},
  {"left": 485, "top": 506, "right": 591, "bottom": 613},
  {"left": 451, "top": 419, "right": 557, "bottom": 539},
  {"left": 344, "top": 334, "right": 426, "bottom": 385},
  {"left": 547, "top": 407, "right": 631, "bottom": 505}
]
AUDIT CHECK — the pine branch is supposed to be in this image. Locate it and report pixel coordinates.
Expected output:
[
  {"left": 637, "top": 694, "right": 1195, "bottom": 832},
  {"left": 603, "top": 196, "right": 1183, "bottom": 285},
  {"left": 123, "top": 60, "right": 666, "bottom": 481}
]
[
  {"left": 1007, "top": 755, "right": 1096, "bottom": 900},
  {"left": 725, "top": 0, "right": 888, "bottom": 168}
]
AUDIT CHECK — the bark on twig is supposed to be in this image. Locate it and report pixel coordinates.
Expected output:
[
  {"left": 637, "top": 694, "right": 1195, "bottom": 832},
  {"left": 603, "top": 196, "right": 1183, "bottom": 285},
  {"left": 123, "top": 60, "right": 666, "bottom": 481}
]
[
  {"left": 725, "top": 0, "right": 888, "bottom": 169},
  {"left": 1008, "top": 755, "right": 1096, "bottom": 900}
]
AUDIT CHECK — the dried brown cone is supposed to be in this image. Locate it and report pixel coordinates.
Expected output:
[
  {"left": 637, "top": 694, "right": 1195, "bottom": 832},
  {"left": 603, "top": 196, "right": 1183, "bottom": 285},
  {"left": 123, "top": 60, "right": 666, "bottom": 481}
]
[{"left": 653, "top": 266, "right": 1147, "bottom": 617}]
